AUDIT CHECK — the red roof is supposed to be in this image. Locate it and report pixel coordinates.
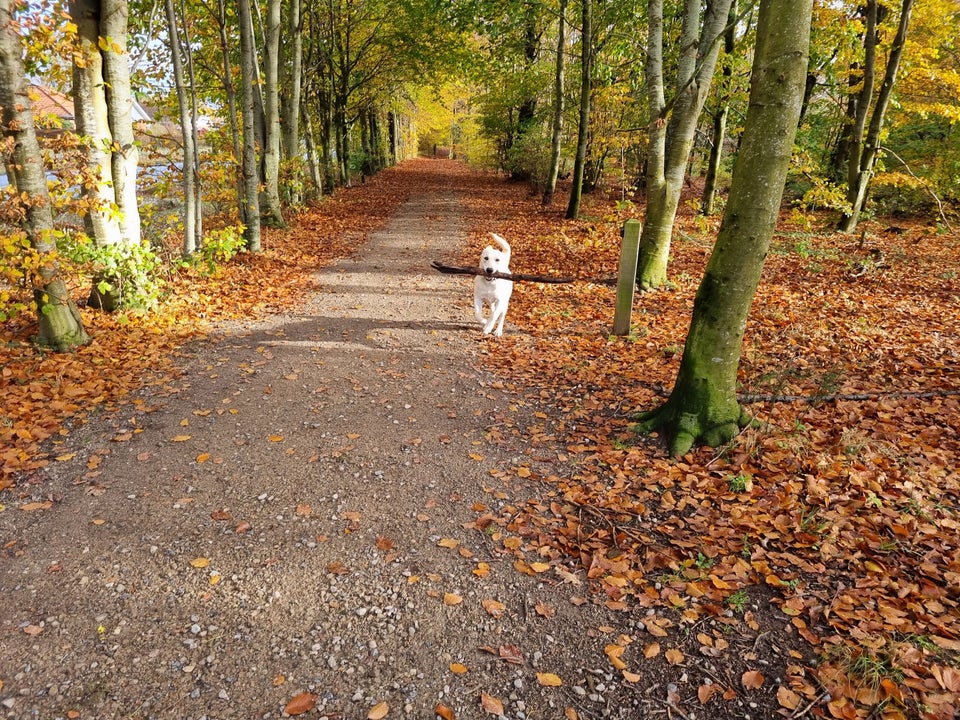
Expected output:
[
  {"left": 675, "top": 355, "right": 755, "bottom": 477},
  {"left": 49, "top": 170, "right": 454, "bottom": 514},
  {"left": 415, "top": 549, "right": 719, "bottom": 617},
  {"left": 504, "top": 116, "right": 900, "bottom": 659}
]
[{"left": 28, "top": 84, "right": 73, "bottom": 121}]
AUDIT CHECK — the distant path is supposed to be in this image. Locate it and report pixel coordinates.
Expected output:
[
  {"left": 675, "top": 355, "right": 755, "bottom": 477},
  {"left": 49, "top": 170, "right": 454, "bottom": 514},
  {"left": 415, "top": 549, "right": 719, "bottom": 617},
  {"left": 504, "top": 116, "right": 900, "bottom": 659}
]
[{"left": 0, "top": 161, "right": 642, "bottom": 720}]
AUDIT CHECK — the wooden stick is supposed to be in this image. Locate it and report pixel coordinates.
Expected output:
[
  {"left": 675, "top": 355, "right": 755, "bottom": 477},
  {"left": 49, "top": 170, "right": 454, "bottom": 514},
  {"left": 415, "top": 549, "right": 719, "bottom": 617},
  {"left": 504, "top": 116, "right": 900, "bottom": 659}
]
[{"left": 430, "top": 261, "right": 615, "bottom": 285}]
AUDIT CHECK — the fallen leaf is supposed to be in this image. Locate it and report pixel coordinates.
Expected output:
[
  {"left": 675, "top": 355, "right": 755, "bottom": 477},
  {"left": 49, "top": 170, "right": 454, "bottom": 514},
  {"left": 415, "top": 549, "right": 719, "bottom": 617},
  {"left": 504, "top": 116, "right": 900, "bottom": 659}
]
[
  {"left": 443, "top": 593, "right": 463, "bottom": 606},
  {"left": 435, "top": 704, "right": 456, "bottom": 720},
  {"left": 536, "top": 672, "right": 563, "bottom": 687},
  {"left": 296, "top": 503, "right": 312, "bottom": 517},
  {"left": 741, "top": 670, "right": 764, "bottom": 689},
  {"left": 367, "top": 701, "right": 389, "bottom": 719},
  {"left": 499, "top": 644, "right": 524, "bottom": 664},
  {"left": 272, "top": 674, "right": 286, "bottom": 687},
  {"left": 644, "top": 642, "right": 661, "bottom": 658},
  {"left": 776, "top": 686, "right": 801, "bottom": 709},
  {"left": 171, "top": 434, "right": 191, "bottom": 442},
  {"left": 665, "top": 648, "right": 685, "bottom": 665},
  {"left": 622, "top": 670, "right": 642, "bottom": 683},
  {"left": 284, "top": 691, "right": 317, "bottom": 716},
  {"left": 482, "top": 599, "right": 506, "bottom": 618},
  {"left": 438, "top": 538, "right": 460, "bottom": 549},
  {"left": 268, "top": 435, "right": 284, "bottom": 442},
  {"left": 190, "top": 557, "right": 210, "bottom": 568},
  {"left": 480, "top": 692, "right": 504, "bottom": 716},
  {"left": 20, "top": 501, "right": 52, "bottom": 512},
  {"left": 473, "top": 562, "right": 490, "bottom": 578},
  {"left": 450, "top": 662, "right": 468, "bottom": 675},
  {"left": 698, "top": 684, "right": 722, "bottom": 703},
  {"left": 535, "top": 602, "right": 556, "bottom": 618},
  {"left": 23, "top": 624, "right": 43, "bottom": 636}
]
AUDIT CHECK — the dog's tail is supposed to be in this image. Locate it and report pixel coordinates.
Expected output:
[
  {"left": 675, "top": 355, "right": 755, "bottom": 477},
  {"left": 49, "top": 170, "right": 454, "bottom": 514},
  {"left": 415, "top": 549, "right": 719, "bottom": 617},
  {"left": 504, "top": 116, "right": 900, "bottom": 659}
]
[{"left": 490, "top": 233, "right": 511, "bottom": 263}]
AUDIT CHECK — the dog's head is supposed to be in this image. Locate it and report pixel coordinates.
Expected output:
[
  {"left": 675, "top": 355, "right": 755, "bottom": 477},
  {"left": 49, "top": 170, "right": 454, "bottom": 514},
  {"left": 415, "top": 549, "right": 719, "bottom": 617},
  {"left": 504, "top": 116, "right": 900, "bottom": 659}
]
[{"left": 479, "top": 233, "right": 511, "bottom": 278}]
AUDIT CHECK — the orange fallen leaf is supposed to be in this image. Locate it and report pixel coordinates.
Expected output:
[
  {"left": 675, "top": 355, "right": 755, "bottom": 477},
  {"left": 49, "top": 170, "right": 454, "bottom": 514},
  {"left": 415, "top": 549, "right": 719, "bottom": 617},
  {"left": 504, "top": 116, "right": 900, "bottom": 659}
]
[
  {"left": 480, "top": 692, "right": 504, "bottom": 716},
  {"left": 622, "top": 670, "right": 642, "bottom": 683},
  {"left": 443, "top": 593, "right": 463, "bottom": 606},
  {"left": 438, "top": 538, "right": 460, "bottom": 549},
  {"left": 776, "top": 686, "right": 800, "bottom": 709},
  {"left": 196, "top": 453, "right": 210, "bottom": 463},
  {"left": 190, "top": 557, "right": 210, "bottom": 568},
  {"left": 741, "top": 670, "right": 764, "bottom": 689},
  {"left": 20, "top": 501, "right": 52, "bottom": 512},
  {"left": 482, "top": 599, "right": 506, "bottom": 618},
  {"left": 665, "top": 648, "right": 685, "bottom": 665},
  {"left": 284, "top": 691, "right": 317, "bottom": 716},
  {"left": 273, "top": 674, "right": 286, "bottom": 687},
  {"left": 171, "top": 435, "right": 191, "bottom": 442},
  {"left": 473, "top": 562, "right": 490, "bottom": 578},
  {"left": 536, "top": 672, "right": 563, "bottom": 687},
  {"left": 698, "top": 684, "right": 722, "bottom": 703},
  {"left": 268, "top": 435, "right": 284, "bottom": 442},
  {"left": 450, "top": 662, "right": 468, "bottom": 675},
  {"left": 367, "top": 701, "right": 389, "bottom": 719},
  {"left": 435, "top": 704, "right": 456, "bottom": 720}
]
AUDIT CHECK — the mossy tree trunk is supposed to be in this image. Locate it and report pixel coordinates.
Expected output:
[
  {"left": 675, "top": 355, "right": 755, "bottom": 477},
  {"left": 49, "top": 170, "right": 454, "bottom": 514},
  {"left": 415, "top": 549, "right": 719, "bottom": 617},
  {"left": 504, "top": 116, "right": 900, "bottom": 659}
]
[
  {"left": 634, "top": 0, "right": 734, "bottom": 290},
  {"left": 637, "top": 0, "right": 812, "bottom": 456},
  {"left": 0, "top": 0, "right": 89, "bottom": 350}
]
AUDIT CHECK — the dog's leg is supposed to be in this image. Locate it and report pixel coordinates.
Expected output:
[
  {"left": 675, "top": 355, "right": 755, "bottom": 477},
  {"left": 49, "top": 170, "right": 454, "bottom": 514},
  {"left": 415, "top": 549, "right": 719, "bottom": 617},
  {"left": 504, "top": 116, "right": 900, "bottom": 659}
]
[{"left": 474, "top": 296, "right": 486, "bottom": 325}]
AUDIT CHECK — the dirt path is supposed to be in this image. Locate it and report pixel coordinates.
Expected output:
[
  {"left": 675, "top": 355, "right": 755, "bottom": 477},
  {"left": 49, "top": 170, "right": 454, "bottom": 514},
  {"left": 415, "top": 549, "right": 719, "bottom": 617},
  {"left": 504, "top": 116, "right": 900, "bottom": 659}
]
[{"left": 0, "top": 171, "right": 663, "bottom": 720}]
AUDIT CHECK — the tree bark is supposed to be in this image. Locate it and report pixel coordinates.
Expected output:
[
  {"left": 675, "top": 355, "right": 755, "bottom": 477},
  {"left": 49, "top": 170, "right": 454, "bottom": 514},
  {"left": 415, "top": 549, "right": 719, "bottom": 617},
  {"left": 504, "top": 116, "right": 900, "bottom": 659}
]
[
  {"left": 635, "top": 0, "right": 734, "bottom": 290},
  {"left": 260, "top": 0, "right": 285, "bottom": 226},
  {"left": 636, "top": 0, "right": 812, "bottom": 456},
  {"left": 565, "top": 0, "right": 591, "bottom": 219},
  {"left": 237, "top": 0, "right": 262, "bottom": 251},
  {"left": 701, "top": 0, "right": 737, "bottom": 216},
  {"left": 215, "top": 0, "right": 245, "bottom": 223},
  {"left": 281, "top": 0, "right": 303, "bottom": 204},
  {"left": 542, "top": 0, "right": 567, "bottom": 206},
  {"left": 838, "top": 0, "right": 914, "bottom": 233},
  {"left": 100, "top": 0, "right": 141, "bottom": 245},
  {"left": 70, "top": 0, "right": 121, "bottom": 248},
  {"left": 0, "top": 0, "right": 89, "bottom": 350},
  {"left": 164, "top": 0, "right": 199, "bottom": 256}
]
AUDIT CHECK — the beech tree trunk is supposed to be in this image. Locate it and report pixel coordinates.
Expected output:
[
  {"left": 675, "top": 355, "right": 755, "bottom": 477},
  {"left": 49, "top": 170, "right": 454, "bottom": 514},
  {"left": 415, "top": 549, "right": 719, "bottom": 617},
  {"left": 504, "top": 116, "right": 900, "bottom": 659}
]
[
  {"left": 542, "top": 0, "right": 567, "bottom": 206},
  {"left": 100, "top": 0, "right": 141, "bottom": 245},
  {"left": 238, "top": 0, "right": 262, "bottom": 251},
  {"left": 0, "top": 0, "right": 89, "bottom": 350},
  {"left": 260, "top": 0, "right": 285, "bottom": 226},
  {"left": 164, "top": 0, "right": 200, "bottom": 256},
  {"left": 565, "top": 0, "right": 591, "bottom": 219},
  {"left": 637, "top": 0, "right": 812, "bottom": 456},
  {"left": 70, "top": 0, "right": 122, "bottom": 247},
  {"left": 701, "top": 0, "right": 737, "bottom": 216},
  {"left": 635, "top": 0, "right": 734, "bottom": 290},
  {"left": 281, "top": 0, "right": 303, "bottom": 204},
  {"left": 839, "top": 0, "right": 914, "bottom": 233}
]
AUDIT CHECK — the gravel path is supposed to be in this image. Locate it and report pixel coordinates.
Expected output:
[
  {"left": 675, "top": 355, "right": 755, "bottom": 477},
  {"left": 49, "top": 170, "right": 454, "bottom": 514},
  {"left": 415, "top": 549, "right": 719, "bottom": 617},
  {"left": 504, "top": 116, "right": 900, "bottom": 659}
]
[{"left": 1, "top": 178, "right": 660, "bottom": 719}]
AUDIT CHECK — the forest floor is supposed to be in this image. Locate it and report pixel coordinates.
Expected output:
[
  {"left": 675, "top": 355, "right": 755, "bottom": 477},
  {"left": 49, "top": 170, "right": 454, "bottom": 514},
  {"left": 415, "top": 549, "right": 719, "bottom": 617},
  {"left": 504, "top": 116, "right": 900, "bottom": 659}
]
[{"left": 1, "top": 159, "right": 958, "bottom": 720}]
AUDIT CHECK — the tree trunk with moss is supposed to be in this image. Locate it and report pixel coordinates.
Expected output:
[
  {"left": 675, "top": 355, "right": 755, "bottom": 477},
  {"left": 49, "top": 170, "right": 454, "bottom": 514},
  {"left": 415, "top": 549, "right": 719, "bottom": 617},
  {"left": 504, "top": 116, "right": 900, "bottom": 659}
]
[
  {"left": 637, "top": 0, "right": 812, "bottom": 456},
  {"left": 0, "top": 0, "right": 88, "bottom": 350},
  {"left": 634, "top": 0, "right": 734, "bottom": 290}
]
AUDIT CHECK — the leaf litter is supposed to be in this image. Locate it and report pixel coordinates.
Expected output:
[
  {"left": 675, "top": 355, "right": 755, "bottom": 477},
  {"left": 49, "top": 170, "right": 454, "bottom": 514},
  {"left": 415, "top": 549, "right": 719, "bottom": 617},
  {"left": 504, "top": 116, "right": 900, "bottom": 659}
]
[{"left": 0, "top": 160, "right": 956, "bottom": 719}]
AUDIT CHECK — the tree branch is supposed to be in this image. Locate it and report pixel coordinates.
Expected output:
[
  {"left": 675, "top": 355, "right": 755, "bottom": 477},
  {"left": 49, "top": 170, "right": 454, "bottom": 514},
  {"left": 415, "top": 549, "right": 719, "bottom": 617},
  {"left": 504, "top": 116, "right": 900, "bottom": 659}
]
[{"left": 430, "top": 261, "right": 615, "bottom": 285}]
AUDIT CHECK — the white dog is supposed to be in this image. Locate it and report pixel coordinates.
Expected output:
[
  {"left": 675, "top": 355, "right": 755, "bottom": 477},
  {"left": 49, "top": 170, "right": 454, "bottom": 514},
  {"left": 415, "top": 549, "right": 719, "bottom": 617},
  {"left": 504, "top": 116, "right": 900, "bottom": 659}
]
[{"left": 473, "top": 233, "right": 513, "bottom": 337}]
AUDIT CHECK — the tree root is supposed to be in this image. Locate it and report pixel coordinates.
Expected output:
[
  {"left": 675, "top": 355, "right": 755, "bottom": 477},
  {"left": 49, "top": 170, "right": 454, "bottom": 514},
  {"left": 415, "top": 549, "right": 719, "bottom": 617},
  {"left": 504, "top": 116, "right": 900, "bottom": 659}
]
[{"left": 635, "top": 401, "right": 752, "bottom": 456}]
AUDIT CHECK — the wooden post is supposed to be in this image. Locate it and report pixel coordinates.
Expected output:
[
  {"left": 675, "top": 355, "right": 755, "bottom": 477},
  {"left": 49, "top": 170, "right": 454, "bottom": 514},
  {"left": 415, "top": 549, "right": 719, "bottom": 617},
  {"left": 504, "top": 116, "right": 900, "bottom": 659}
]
[{"left": 613, "top": 219, "right": 641, "bottom": 335}]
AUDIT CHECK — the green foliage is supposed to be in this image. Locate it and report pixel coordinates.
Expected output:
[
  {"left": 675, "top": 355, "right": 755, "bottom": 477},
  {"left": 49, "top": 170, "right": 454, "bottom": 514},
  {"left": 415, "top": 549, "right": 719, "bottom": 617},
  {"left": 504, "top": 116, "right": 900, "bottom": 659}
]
[
  {"left": 181, "top": 225, "right": 247, "bottom": 275},
  {"left": 58, "top": 233, "right": 164, "bottom": 311}
]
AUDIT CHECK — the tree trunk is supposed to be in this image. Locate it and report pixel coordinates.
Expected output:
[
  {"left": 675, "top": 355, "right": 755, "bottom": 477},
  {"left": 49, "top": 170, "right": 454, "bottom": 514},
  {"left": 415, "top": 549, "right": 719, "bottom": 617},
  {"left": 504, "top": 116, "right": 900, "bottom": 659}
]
[
  {"left": 100, "top": 0, "right": 141, "bottom": 245},
  {"left": 543, "top": 0, "right": 567, "bottom": 207},
  {"left": 237, "top": 0, "right": 262, "bottom": 251},
  {"left": 260, "top": 0, "right": 285, "bottom": 226},
  {"left": 839, "top": 0, "right": 914, "bottom": 233},
  {"left": 70, "top": 0, "right": 121, "bottom": 247},
  {"left": 215, "top": 0, "right": 245, "bottom": 223},
  {"left": 281, "top": 0, "right": 303, "bottom": 204},
  {"left": 701, "top": 0, "right": 737, "bottom": 216},
  {"left": 164, "top": 0, "right": 199, "bottom": 256},
  {"left": 0, "top": 0, "right": 89, "bottom": 350},
  {"left": 636, "top": 0, "right": 812, "bottom": 456},
  {"left": 303, "top": 103, "right": 323, "bottom": 200},
  {"left": 565, "top": 0, "right": 591, "bottom": 219},
  {"left": 635, "top": 0, "right": 735, "bottom": 290}
]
